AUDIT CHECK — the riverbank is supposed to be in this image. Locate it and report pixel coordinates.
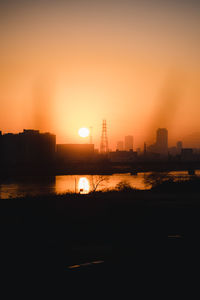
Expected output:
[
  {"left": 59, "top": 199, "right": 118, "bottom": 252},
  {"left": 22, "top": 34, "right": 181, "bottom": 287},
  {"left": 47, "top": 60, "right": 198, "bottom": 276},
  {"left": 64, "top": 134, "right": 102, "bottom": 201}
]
[{"left": 1, "top": 181, "right": 200, "bottom": 290}]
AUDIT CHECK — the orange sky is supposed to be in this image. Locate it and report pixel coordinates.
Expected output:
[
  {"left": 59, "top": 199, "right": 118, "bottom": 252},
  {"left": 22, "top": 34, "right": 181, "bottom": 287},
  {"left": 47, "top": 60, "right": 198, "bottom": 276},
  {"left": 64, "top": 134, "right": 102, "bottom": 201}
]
[{"left": 0, "top": 0, "right": 200, "bottom": 150}]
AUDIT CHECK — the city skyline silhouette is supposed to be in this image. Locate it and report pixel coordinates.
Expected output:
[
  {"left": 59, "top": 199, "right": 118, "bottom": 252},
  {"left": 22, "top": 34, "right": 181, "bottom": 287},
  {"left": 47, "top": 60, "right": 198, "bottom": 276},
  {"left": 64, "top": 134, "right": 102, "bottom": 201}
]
[{"left": 0, "top": 0, "right": 200, "bottom": 291}]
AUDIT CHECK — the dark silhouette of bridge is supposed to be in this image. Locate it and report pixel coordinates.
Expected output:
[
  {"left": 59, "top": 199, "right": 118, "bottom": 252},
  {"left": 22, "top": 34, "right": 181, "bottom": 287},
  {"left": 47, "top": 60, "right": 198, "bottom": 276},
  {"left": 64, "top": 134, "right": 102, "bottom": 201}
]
[
  {"left": 1, "top": 158, "right": 200, "bottom": 177},
  {"left": 112, "top": 160, "right": 200, "bottom": 175}
]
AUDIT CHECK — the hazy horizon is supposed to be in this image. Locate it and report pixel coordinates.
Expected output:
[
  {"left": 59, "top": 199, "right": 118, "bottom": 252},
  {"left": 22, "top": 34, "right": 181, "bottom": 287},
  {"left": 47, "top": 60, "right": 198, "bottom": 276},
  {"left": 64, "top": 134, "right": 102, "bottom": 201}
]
[{"left": 0, "top": 0, "right": 200, "bottom": 150}]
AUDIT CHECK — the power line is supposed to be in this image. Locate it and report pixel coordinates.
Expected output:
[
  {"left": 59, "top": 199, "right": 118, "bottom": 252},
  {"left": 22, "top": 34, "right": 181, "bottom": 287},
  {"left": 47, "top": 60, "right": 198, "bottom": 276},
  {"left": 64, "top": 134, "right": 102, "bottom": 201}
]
[{"left": 100, "top": 119, "right": 108, "bottom": 153}]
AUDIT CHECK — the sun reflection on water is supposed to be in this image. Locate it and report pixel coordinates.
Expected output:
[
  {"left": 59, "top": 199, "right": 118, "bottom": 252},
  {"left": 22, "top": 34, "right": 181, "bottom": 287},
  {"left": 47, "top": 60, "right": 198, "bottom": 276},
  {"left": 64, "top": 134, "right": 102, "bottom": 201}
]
[{"left": 78, "top": 177, "right": 90, "bottom": 194}]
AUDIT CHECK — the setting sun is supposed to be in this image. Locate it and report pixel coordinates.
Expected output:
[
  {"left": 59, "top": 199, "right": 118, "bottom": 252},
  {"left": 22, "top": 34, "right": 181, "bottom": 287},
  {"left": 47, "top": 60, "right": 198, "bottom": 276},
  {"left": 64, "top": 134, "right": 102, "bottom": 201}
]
[{"left": 78, "top": 127, "right": 90, "bottom": 138}]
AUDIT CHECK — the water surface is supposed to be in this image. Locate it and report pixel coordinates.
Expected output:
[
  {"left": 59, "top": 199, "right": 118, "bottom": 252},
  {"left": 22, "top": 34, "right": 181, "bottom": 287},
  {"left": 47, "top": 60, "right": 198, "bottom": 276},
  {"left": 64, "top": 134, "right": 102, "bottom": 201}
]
[{"left": 1, "top": 171, "right": 199, "bottom": 199}]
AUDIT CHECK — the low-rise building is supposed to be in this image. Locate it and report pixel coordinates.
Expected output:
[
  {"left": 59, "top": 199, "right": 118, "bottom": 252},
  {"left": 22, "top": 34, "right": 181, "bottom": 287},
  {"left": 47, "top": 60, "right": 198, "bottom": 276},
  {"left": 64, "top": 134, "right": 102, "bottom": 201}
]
[
  {"left": 56, "top": 144, "right": 94, "bottom": 163},
  {"left": 109, "top": 150, "right": 137, "bottom": 163}
]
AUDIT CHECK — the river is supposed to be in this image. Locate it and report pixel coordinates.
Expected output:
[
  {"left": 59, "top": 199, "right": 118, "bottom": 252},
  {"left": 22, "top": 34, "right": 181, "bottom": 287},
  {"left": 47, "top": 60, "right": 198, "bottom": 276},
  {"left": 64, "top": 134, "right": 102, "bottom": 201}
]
[{"left": 0, "top": 171, "right": 199, "bottom": 199}]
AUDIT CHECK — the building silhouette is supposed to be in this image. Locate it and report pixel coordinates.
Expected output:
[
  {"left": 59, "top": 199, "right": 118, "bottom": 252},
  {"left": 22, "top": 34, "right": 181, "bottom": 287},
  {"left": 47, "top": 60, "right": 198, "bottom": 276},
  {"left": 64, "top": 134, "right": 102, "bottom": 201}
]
[
  {"left": 177, "top": 141, "right": 183, "bottom": 154},
  {"left": 181, "top": 148, "right": 193, "bottom": 161},
  {"left": 0, "top": 129, "right": 56, "bottom": 167},
  {"left": 156, "top": 128, "right": 168, "bottom": 154},
  {"left": 57, "top": 144, "right": 94, "bottom": 163},
  {"left": 124, "top": 136, "right": 133, "bottom": 151},
  {"left": 109, "top": 150, "right": 137, "bottom": 162},
  {"left": 148, "top": 128, "right": 168, "bottom": 156},
  {"left": 116, "top": 141, "right": 124, "bottom": 151},
  {"left": 136, "top": 148, "right": 141, "bottom": 155}
]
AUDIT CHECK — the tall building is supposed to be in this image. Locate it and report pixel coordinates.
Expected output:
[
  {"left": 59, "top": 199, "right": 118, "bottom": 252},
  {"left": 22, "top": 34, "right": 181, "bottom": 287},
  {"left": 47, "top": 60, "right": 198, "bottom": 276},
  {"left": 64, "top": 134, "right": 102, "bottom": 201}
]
[
  {"left": 156, "top": 128, "right": 168, "bottom": 155},
  {"left": 124, "top": 136, "right": 133, "bottom": 151},
  {"left": 20, "top": 129, "right": 56, "bottom": 164},
  {"left": 0, "top": 129, "right": 56, "bottom": 166},
  {"left": 116, "top": 141, "right": 124, "bottom": 151}
]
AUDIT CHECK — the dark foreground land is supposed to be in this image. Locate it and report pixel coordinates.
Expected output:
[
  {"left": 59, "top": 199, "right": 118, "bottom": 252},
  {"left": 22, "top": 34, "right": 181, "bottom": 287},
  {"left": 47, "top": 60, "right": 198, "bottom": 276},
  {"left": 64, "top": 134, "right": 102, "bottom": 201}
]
[{"left": 1, "top": 180, "right": 200, "bottom": 295}]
